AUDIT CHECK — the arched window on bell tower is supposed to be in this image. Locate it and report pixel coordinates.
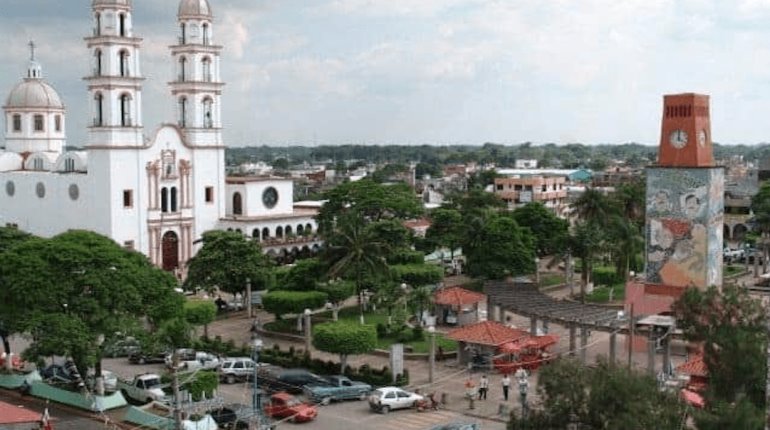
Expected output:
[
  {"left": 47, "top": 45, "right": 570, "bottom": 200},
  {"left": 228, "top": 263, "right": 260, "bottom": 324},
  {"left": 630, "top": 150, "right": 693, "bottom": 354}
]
[
  {"left": 95, "top": 13, "right": 101, "bottom": 36},
  {"left": 119, "top": 13, "right": 126, "bottom": 37},
  {"left": 120, "top": 94, "right": 131, "bottom": 126},
  {"left": 178, "top": 97, "right": 188, "bottom": 127},
  {"left": 202, "top": 23, "right": 210, "bottom": 46},
  {"left": 203, "top": 97, "right": 213, "bottom": 128},
  {"left": 119, "top": 50, "right": 129, "bottom": 77},
  {"left": 94, "top": 49, "right": 102, "bottom": 76},
  {"left": 202, "top": 57, "right": 211, "bottom": 82},
  {"left": 94, "top": 93, "right": 104, "bottom": 126},
  {"left": 180, "top": 23, "right": 186, "bottom": 44},
  {"left": 179, "top": 56, "right": 187, "bottom": 81}
]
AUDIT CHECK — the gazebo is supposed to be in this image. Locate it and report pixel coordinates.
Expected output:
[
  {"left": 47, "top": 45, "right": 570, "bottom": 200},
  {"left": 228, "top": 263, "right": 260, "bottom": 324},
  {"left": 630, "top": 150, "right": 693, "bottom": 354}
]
[
  {"left": 434, "top": 286, "right": 485, "bottom": 326},
  {"left": 446, "top": 320, "right": 530, "bottom": 366},
  {"left": 676, "top": 354, "right": 708, "bottom": 393}
]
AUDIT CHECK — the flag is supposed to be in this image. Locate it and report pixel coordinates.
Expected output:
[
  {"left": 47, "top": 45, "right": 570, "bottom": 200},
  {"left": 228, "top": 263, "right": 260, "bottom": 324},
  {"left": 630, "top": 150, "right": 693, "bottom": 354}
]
[{"left": 41, "top": 406, "right": 53, "bottom": 430}]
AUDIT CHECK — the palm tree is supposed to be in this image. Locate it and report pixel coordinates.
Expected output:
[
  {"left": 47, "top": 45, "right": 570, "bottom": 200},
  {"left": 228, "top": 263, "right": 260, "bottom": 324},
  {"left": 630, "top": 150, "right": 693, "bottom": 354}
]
[
  {"left": 324, "top": 214, "right": 389, "bottom": 324},
  {"left": 606, "top": 215, "right": 644, "bottom": 280},
  {"left": 571, "top": 187, "right": 614, "bottom": 224},
  {"left": 570, "top": 222, "right": 604, "bottom": 303}
]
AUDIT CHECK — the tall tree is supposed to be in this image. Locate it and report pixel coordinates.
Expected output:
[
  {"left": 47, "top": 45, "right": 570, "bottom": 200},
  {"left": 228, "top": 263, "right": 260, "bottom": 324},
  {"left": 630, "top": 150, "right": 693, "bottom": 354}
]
[
  {"left": 323, "top": 214, "right": 390, "bottom": 324},
  {"left": 512, "top": 202, "right": 569, "bottom": 256},
  {"left": 1, "top": 230, "right": 182, "bottom": 378},
  {"left": 425, "top": 208, "right": 464, "bottom": 260},
  {"left": 750, "top": 182, "right": 770, "bottom": 274},
  {"left": 465, "top": 214, "right": 536, "bottom": 280},
  {"left": 571, "top": 187, "right": 614, "bottom": 224},
  {"left": 0, "top": 227, "right": 32, "bottom": 353},
  {"left": 184, "top": 230, "right": 272, "bottom": 295},
  {"left": 570, "top": 222, "right": 605, "bottom": 302},
  {"left": 312, "top": 322, "right": 377, "bottom": 373}
]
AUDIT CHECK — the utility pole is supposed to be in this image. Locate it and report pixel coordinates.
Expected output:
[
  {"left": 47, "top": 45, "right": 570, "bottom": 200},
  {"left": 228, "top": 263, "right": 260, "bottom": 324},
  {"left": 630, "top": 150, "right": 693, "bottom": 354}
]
[
  {"left": 246, "top": 278, "right": 252, "bottom": 319},
  {"left": 171, "top": 352, "right": 183, "bottom": 430},
  {"left": 627, "top": 303, "right": 635, "bottom": 369}
]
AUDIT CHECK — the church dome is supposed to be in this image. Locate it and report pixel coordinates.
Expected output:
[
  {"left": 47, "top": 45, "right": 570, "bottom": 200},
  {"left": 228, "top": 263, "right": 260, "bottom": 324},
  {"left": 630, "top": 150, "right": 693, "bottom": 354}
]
[
  {"left": 5, "top": 79, "right": 64, "bottom": 109},
  {"left": 178, "top": 0, "right": 212, "bottom": 18}
]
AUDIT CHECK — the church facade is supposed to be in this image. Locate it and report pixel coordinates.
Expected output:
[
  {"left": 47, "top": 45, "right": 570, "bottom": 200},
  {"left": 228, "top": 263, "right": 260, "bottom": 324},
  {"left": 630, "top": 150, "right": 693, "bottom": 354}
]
[{"left": 0, "top": 0, "right": 320, "bottom": 275}]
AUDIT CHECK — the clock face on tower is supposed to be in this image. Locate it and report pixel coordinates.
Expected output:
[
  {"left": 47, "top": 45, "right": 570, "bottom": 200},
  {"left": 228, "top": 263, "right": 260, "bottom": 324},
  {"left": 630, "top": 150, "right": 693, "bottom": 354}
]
[
  {"left": 669, "top": 129, "right": 688, "bottom": 149},
  {"left": 262, "top": 187, "right": 278, "bottom": 209}
]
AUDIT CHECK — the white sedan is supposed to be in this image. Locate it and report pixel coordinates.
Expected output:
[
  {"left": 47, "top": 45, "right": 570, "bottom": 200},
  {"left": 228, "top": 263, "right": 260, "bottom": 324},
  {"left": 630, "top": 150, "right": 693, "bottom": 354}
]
[{"left": 368, "top": 387, "right": 423, "bottom": 414}]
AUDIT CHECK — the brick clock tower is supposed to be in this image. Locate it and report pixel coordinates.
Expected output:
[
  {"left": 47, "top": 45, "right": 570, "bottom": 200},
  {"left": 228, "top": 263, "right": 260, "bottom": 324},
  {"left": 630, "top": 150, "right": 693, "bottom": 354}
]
[{"left": 645, "top": 93, "right": 724, "bottom": 290}]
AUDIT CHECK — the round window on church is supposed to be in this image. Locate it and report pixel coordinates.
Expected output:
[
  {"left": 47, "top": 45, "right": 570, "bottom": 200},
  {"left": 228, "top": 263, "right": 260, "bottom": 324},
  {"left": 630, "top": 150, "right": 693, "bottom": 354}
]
[
  {"left": 262, "top": 186, "right": 278, "bottom": 209},
  {"left": 36, "top": 182, "right": 45, "bottom": 198},
  {"left": 69, "top": 184, "right": 79, "bottom": 201},
  {"left": 5, "top": 181, "right": 15, "bottom": 197}
]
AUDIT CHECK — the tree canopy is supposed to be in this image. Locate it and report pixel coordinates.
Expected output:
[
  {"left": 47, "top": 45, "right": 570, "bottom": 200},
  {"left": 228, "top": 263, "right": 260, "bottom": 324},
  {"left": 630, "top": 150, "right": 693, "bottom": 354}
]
[
  {"left": 464, "top": 214, "right": 536, "bottom": 280},
  {"left": 312, "top": 321, "right": 377, "bottom": 372},
  {"left": 512, "top": 202, "right": 569, "bottom": 256},
  {"left": 184, "top": 230, "right": 272, "bottom": 294}
]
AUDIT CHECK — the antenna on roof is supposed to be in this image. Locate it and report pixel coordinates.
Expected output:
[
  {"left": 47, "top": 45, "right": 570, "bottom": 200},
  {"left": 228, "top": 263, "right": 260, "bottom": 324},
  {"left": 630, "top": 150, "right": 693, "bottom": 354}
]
[{"left": 28, "top": 40, "right": 36, "bottom": 61}]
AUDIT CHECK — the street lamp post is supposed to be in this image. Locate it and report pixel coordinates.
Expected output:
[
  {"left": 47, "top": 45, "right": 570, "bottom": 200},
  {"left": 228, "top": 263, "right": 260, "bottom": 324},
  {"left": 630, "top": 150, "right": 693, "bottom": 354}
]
[
  {"left": 252, "top": 338, "right": 264, "bottom": 429},
  {"left": 534, "top": 257, "right": 541, "bottom": 285},
  {"left": 428, "top": 326, "right": 436, "bottom": 383},
  {"left": 304, "top": 308, "right": 312, "bottom": 355}
]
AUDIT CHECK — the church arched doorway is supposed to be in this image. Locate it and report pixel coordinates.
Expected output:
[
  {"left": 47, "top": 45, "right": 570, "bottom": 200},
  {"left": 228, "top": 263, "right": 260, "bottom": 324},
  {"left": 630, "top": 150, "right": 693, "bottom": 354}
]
[{"left": 162, "top": 231, "right": 179, "bottom": 272}]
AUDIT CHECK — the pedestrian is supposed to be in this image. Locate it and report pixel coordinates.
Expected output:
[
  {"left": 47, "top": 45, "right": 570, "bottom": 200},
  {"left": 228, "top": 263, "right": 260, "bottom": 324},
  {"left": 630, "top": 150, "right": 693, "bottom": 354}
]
[
  {"left": 478, "top": 374, "right": 489, "bottom": 400},
  {"left": 501, "top": 373, "right": 511, "bottom": 401}
]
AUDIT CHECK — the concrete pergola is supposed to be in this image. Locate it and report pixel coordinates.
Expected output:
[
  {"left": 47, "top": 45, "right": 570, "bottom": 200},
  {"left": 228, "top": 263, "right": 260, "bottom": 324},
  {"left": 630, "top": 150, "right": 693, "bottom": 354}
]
[{"left": 485, "top": 280, "right": 627, "bottom": 365}]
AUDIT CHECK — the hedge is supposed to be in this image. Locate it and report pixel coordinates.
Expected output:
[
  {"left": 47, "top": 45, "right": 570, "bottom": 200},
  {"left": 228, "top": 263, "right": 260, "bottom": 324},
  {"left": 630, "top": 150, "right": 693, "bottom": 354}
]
[
  {"left": 262, "top": 290, "right": 328, "bottom": 319},
  {"left": 390, "top": 263, "right": 443, "bottom": 286}
]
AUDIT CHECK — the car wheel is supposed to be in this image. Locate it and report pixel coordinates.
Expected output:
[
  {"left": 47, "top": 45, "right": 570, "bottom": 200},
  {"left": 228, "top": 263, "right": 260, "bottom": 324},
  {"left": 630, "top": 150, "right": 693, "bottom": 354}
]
[
  {"left": 381, "top": 405, "right": 390, "bottom": 415},
  {"left": 226, "top": 374, "right": 236, "bottom": 384}
]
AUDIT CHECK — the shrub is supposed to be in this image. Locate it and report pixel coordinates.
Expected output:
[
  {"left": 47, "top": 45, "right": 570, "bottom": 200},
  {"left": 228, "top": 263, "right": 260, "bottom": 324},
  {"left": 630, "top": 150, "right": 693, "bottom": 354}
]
[
  {"left": 592, "top": 266, "right": 622, "bottom": 286},
  {"left": 412, "top": 326, "right": 424, "bottom": 341},
  {"left": 262, "top": 290, "right": 328, "bottom": 320},
  {"left": 376, "top": 323, "right": 388, "bottom": 338}
]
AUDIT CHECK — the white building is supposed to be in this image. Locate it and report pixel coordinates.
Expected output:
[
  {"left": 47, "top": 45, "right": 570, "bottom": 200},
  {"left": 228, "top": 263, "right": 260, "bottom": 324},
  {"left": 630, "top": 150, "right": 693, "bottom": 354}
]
[{"left": 0, "top": 0, "right": 320, "bottom": 275}]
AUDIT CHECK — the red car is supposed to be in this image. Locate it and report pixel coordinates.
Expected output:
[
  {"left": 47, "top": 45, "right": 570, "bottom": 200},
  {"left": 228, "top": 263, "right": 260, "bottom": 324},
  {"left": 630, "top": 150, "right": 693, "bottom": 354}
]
[{"left": 263, "top": 392, "right": 318, "bottom": 423}]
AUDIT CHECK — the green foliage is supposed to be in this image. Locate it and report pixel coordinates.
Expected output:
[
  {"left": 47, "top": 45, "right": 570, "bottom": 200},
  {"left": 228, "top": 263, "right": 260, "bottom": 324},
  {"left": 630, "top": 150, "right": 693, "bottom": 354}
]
[
  {"left": 672, "top": 285, "right": 766, "bottom": 407},
  {"left": 584, "top": 283, "right": 625, "bottom": 303},
  {"left": 316, "top": 280, "right": 354, "bottom": 305},
  {"left": 511, "top": 358, "right": 686, "bottom": 430},
  {"left": 694, "top": 398, "right": 764, "bottom": 430},
  {"left": 275, "top": 258, "right": 325, "bottom": 291},
  {"left": 592, "top": 266, "right": 623, "bottom": 286},
  {"left": 312, "top": 322, "right": 377, "bottom": 357},
  {"left": 367, "top": 219, "right": 412, "bottom": 251},
  {"left": 465, "top": 214, "right": 536, "bottom": 280},
  {"left": 512, "top": 202, "right": 569, "bottom": 256},
  {"left": 0, "top": 230, "right": 183, "bottom": 376},
  {"left": 389, "top": 264, "right": 443, "bottom": 286},
  {"left": 181, "top": 370, "right": 219, "bottom": 402},
  {"left": 425, "top": 208, "right": 464, "bottom": 256},
  {"left": 184, "top": 300, "right": 217, "bottom": 327},
  {"left": 184, "top": 230, "right": 272, "bottom": 295},
  {"left": 154, "top": 317, "right": 192, "bottom": 349},
  {"left": 386, "top": 249, "right": 424, "bottom": 265},
  {"left": 262, "top": 291, "right": 328, "bottom": 320}
]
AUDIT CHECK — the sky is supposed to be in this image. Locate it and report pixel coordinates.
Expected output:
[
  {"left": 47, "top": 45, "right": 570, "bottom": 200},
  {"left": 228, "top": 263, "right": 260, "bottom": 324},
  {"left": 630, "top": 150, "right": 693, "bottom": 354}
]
[{"left": 3, "top": 0, "right": 770, "bottom": 148}]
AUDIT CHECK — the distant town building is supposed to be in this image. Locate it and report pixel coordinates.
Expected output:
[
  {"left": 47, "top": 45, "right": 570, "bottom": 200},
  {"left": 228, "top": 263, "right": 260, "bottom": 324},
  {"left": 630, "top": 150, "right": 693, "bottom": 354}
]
[
  {"left": 514, "top": 159, "right": 538, "bottom": 169},
  {"left": 493, "top": 175, "right": 568, "bottom": 216}
]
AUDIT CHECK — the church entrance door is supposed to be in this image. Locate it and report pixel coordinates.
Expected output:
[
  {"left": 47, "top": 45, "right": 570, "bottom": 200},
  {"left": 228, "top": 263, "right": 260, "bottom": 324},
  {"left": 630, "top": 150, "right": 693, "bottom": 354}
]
[{"left": 162, "top": 231, "right": 179, "bottom": 272}]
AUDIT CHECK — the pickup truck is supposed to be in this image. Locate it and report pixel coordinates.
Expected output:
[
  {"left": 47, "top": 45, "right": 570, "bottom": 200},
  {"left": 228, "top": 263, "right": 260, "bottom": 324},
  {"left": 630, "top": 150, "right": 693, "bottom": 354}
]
[
  {"left": 724, "top": 248, "right": 745, "bottom": 261},
  {"left": 117, "top": 373, "right": 168, "bottom": 404},
  {"left": 303, "top": 375, "right": 372, "bottom": 403}
]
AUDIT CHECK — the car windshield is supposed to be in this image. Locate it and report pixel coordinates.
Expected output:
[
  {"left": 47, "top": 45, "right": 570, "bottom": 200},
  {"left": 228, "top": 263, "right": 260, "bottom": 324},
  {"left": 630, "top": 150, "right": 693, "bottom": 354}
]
[
  {"left": 143, "top": 377, "right": 161, "bottom": 388},
  {"left": 285, "top": 398, "right": 301, "bottom": 406},
  {"left": 371, "top": 389, "right": 385, "bottom": 398}
]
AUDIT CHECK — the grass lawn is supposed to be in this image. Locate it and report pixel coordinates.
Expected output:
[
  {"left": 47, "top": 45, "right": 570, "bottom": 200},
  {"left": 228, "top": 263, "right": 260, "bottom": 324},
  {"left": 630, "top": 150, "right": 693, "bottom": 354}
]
[
  {"left": 263, "top": 306, "right": 458, "bottom": 352},
  {"left": 724, "top": 264, "right": 746, "bottom": 277},
  {"left": 585, "top": 283, "right": 625, "bottom": 303},
  {"left": 539, "top": 273, "right": 564, "bottom": 287}
]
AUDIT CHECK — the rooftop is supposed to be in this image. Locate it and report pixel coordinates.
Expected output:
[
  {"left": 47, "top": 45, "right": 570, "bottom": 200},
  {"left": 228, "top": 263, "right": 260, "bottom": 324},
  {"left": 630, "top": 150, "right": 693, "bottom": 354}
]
[
  {"left": 446, "top": 320, "right": 529, "bottom": 347},
  {"left": 434, "top": 286, "right": 485, "bottom": 308}
]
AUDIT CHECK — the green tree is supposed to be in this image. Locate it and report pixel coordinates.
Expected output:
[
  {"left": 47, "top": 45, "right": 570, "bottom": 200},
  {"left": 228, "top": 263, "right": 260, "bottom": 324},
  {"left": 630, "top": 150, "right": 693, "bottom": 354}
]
[
  {"left": 570, "top": 222, "right": 605, "bottom": 303},
  {"left": 465, "top": 214, "right": 536, "bottom": 280},
  {"left": 571, "top": 187, "right": 614, "bottom": 224},
  {"left": 672, "top": 285, "right": 766, "bottom": 406},
  {"left": 276, "top": 258, "right": 325, "bottom": 291},
  {"left": 184, "top": 300, "right": 217, "bottom": 339},
  {"left": 425, "top": 208, "right": 464, "bottom": 259},
  {"left": 262, "top": 291, "right": 328, "bottom": 320},
  {"left": 317, "top": 280, "right": 355, "bottom": 320},
  {"left": 512, "top": 202, "right": 569, "bottom": 256},
  {"left": 324, "top": 214, "right": 390, "bottom": 324},
  {"left": 312, "top": 322, "right": 377, "bottom": 373},
  {"left": 184, "top": 230, "right": 272, "bottom": 295},
  {"left": 0, "top": 227, "right": 32, "bottom": 353},
  {"left": 1, "top": 230, "right": 182, "bottom": 378},
  {"left": 751, "top": 181, "right": 770, "bottom": 273}
]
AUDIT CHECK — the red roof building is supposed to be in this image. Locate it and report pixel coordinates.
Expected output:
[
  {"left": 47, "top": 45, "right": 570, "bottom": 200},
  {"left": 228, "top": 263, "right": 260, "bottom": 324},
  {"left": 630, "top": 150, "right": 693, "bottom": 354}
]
[
  {"left": 676, "top": 354, "right": 708, "bottom": 393},
  {"left": 447, "top": 320, "right": 529, "bottom": 347},
  {"left": 434, "top": 287, "right": 486, "bottom": 327}
]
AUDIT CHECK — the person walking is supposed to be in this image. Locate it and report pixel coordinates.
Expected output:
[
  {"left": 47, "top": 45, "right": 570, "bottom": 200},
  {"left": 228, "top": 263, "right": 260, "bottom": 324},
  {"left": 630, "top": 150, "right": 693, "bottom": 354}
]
[
  {"left": 501, "top": 373, "right": 511, "bottom": 401},
  {"left": 478, "top": 374, "right": 489, "bottom": 400}
]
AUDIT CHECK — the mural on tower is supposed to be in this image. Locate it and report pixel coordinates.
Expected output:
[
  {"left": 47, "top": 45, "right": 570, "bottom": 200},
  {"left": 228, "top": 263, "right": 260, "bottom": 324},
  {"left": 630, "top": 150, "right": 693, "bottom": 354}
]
[{"left": 645, "top": 167, "right": 724, "bottom": 289}]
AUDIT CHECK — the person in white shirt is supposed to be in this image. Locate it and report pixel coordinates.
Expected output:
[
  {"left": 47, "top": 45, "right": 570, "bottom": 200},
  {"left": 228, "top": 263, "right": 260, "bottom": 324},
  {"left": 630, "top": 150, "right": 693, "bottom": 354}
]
[{"left": 478, "top": 374, "right": 489, "bottom": 400}]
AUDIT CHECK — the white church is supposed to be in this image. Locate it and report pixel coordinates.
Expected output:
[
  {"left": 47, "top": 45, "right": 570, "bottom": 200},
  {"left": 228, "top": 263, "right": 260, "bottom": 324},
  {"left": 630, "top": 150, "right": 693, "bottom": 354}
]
[{"left": 0, "top": 0, "right": 321, "bottom": 275}]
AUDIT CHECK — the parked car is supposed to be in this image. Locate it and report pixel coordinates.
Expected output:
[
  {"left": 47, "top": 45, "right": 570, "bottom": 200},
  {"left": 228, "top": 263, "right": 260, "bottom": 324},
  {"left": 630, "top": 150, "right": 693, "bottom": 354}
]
[
  {"left": 117, "top": 373, "right": 168, "bottom": 404},
  {"left": 180, "top": 352, "right": 221, "bottom": 371},
  {"left": 263, "top": 392, "right": 318, "bottom": 423},
  {"left": 164, "top": 348, "right": 197, "bottom": 367},
  {"left": 261, "top": 369, "right": 330, "bottom": 394},
  {"left": 303, "top": 375, "right": 371, "bottom": 403},
  {"left": 368, "top": 387, "right": 423, "bottom": 414},
  {"left": 219, "top": 357, "right": 257, "bottom": 384},
  {"left": 103, "top": 336, "right": 141, "bottom": 358},
  {"left": 128, "top": 351, "right": 168, "bottom": 365}
]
